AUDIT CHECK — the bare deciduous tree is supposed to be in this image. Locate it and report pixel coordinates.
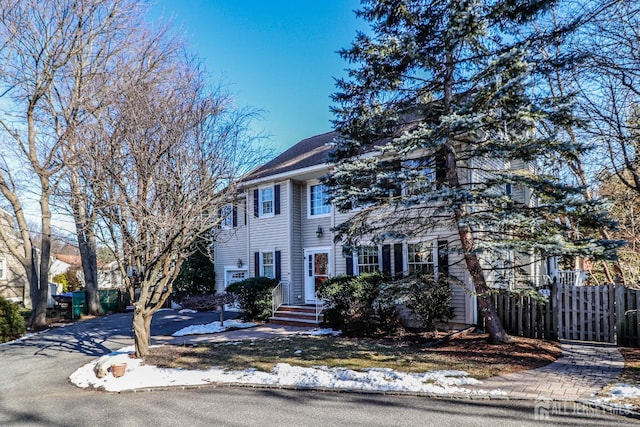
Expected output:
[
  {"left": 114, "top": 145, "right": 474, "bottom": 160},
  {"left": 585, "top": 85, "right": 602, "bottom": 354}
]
[{"left": 85, "top": 27, "right": 260, "bottom": 357}]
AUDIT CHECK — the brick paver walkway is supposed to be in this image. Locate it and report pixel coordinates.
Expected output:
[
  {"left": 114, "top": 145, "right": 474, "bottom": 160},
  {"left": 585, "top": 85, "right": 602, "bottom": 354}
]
[{"left": 472, "top": 340, "right": 624, "bottom": 400}]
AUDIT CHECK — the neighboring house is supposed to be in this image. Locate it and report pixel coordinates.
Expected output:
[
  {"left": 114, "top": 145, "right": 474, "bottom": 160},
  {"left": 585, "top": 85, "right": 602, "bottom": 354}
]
[
  {"left": 0, "top": 208, "right": 28, "bottom": 305},
  {"left": 51, "top": 254, "right": 124, "bottom": 289},
  {"left": 214, "top": 131, "right": 570, "bottom": 328}
]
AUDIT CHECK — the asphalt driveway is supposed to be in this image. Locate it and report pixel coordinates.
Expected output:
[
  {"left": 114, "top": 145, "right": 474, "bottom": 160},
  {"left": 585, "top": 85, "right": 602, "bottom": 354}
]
[{"left": 0, "top": 310, "right": 635, "bottom": 426}]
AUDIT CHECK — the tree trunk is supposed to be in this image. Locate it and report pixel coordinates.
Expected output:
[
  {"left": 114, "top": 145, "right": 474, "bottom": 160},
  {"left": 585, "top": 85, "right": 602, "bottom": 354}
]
[
  {"left": 71, "top": 170, "right": 102, "bottom": 315},
  {"left": 78, "top": 226, "right": 101, "bottom": 315},
  {"left": 132, "top": 306, "right": 152, "bottom": 358},
  {"left": 443, "top": 138, "right": 510, "bottom": 343}
]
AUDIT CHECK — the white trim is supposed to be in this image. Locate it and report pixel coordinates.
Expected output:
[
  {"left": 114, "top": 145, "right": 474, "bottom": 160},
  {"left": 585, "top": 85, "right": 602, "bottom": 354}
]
[
  {"left": 353, "top": 245, "right": 381, "bottom": 275},
  {"left": 307, "top": 181, "right": 331, "bottom": 219},
  {"left": 259, "top": 250, "right": 276, "bottom": 278},
  {"left": 221, "top": 203, "right": 234, "bottom": 229},
  {"left": 258, "top": 185, "right": 275, "bottom": 218},
  {"left": 304, "top": 247, "right": 332, "bottom": 304},
  {"left": 223, "top": 266, "right": 248, "bottom": 288},
  {"left": 242, "top": 163, "right": 329, "bottom": 187}
]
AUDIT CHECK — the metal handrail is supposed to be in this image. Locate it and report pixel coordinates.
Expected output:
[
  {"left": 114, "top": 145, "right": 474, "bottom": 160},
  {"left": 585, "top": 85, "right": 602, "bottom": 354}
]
[
  {"left": 314, "top": 293, "right": 324, "bottom": 323},
  {"left": 271, "top": 281, "right": 289, "bottom": 317}
]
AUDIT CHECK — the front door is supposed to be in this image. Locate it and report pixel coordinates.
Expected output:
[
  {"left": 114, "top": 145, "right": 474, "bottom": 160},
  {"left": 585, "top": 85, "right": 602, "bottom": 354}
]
[{"left": 305, "top": 248, "right": 330, "bottom": 304}]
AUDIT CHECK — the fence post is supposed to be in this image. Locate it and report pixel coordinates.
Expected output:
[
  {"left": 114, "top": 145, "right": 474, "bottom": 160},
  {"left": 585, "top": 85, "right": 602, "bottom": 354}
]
[
  {"left": 551, "top": 279, "right": 559, "bottom": 340},
  {"left": 615, "top": 282, "right": 625, "bottom": 346}
]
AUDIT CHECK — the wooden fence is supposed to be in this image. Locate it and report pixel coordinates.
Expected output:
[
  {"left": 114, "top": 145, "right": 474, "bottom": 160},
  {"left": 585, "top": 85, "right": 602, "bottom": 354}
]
[
  {"left": 617, "top": 285, "right": 640, "bottom": 347},
  {"left": 479, "top": 283, "right": 640, "bottom": 346}
]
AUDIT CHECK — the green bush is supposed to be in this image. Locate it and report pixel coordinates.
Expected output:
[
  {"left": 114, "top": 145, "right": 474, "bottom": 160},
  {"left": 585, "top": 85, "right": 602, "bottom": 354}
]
[
  {"left": 317, "top": 272, "right": 397, "bottom": 336},
  {"left": 0, "top": 296, "right": 26, "bottom": 343},
  {"left": 396, "top": 273, "right": 454, "bottom": 332},
  {"left": 172, "top": 250, "right": 216, "bottom": 302},
  {"left": 226, "top": 277, "right": 278, "bottom": 322}
]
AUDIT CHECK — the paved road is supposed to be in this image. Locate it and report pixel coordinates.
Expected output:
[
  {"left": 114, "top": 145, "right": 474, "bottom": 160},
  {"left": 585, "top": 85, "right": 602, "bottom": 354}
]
[{"left": 0, "top": 312, "right": 636, "bottom": 426}]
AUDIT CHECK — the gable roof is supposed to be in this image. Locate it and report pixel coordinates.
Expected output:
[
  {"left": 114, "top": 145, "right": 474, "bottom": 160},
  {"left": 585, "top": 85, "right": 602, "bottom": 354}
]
[{"left": 242, "top": 131, "right": 337, "bottom": 183}]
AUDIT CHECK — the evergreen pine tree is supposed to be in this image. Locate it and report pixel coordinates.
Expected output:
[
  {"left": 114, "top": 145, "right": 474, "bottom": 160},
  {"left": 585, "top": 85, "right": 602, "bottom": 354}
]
[{"left": 326, "top": 0, "right": 618, "bottom": 342}]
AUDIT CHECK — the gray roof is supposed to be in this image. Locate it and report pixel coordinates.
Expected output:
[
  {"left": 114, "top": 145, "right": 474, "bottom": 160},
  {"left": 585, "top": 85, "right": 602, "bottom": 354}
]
[{"left": 242, "top": 131, "right": 337, "bottom": 182}]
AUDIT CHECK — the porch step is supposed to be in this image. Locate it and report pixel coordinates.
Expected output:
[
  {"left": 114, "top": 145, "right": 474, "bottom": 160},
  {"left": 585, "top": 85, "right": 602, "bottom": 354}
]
[{"left": 270, "top": 305, "right": 323, "bottom": 327}]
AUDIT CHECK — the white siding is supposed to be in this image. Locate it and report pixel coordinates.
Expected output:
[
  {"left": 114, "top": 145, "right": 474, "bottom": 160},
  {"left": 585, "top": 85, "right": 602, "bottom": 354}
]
[{"left": 214, "top": 198, "right": 249, "bottom": 291}]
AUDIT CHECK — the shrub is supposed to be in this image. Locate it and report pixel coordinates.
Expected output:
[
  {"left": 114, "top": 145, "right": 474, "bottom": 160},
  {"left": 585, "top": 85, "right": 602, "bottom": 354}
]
[
  {"left": 317, "top": 272, "right": 397, "bottom": 336},
  {"left": 0, "top": 296, "right": 26, "bottom": 343},
  {"left": 397, "top": 273, "right": 454, "bottom": 332},
  {"left": 172, "top": 250, "right": 216, "bottom": 302},
  {"left": 226, "top": 277, "right": 278, "bottom": 322}
]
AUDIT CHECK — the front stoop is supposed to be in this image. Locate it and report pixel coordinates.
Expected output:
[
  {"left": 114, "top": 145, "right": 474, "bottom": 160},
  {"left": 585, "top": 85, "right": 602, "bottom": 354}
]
[{"left": 270, "top": 305, "right": 323, "bottom": 327}]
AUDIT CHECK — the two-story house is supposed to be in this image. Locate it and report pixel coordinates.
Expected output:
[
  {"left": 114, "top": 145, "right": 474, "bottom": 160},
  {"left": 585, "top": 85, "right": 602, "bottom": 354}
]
[{"left": 216, "top": 131, "right": 530, "bottom": 328}]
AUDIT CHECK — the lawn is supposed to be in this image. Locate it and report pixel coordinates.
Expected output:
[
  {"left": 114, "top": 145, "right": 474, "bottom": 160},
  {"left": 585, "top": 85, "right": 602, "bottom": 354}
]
[
  {"left": 599, "top": 347, "right": 640, "bottom": 408},
  {"left": 145, "top": 333, "right": 562, "bottom": 379}
]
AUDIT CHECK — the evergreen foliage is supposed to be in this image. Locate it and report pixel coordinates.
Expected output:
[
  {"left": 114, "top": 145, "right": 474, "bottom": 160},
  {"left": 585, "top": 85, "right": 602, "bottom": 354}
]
[
  {"left": 172, "top": 249, "right": 216, "bottom": 302},
  {"left": 316, "top": 272, "right": 398, "bottom": 336},
  {"left": 226, "top": 277, "right": 278, "bottom": 322},
  {"left": 394, "top": 274, "right": 455, "bottom": 332},
  {"left": 325, "top": 0, "right": 619, "bottom": 341},
  {"left": 0, "top": 296, "right": 26, "bottom": 343}
]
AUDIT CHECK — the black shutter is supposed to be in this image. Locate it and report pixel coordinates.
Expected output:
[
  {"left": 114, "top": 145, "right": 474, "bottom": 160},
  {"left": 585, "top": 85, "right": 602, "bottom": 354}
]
[
  {"left": 438, "top": 240, "right": 449, "bottom": 277},
  {"left": 253, "top": 189, "right": 259, "bottom": 217},
  {"left": 275, "top": 250, "right": 281, "bottom": 280},
  {"left": 217, "top": 208, "right": 222, "bottom": 229},
  {"left": 274, "top": 184, "right": 281, "bottom": 215},
  {"left": 394, "top": 243, "right": 403, "bottom": 279},
  {"left": 232, "top": 206, "right": 238, "bottom": 227},
  {"left": 346, "top": 256, "right": 354, "bottom": 276},
  {"left": 435, "top": 149, "right": 447, "bottom": 184},
  {"left": 254, "top": 252, "right": 260, "bottom": 277},
  {"left": 382, "top": 244, "right": 391, "bottom": 277}
]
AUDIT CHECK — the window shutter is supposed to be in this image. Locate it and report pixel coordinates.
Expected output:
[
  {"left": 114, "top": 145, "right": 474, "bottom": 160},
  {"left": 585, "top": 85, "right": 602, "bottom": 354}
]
[
  {"left": 346, "top": 256, "right": 354, "bottom": 276},
  {"left": 382, "top": 244, "right": 391, "bottom": 277},
  {"left": 275, "top": 250, "right": 281, "bottom": 280},
  {"left": 438, "top": 240, "right": 449, "bottom": 277},
  {"left": 254, "top": 252, "right": 260, "bottom": 277},
  {"left": 232, "top": 206, "right": 238, "bottom": 227},
  {"left": 435, "top": 149, "right": 447, "bottom": 184},
  {"left": 393, "top": 243, "right": 403, "bottom": 279},
  {"left": 253, "top": 189, "right": 259, "bottom": 217},
  {"left": 274, "top": 184, "right": 281, "bottom": 215},
  {"left": 217, "top": 208, "right": 222, "bottom": 229}
]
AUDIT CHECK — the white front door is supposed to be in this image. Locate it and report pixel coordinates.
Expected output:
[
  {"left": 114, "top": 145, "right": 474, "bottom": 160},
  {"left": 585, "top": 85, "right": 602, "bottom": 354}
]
[{"left": 304, "top": 248, "right": 331, "bottom": 304}]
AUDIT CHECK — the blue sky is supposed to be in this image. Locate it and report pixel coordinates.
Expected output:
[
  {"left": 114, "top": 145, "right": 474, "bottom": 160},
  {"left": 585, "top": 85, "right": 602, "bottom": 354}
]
[{"left": 149, "top": 0, "right": 364, "bottom": 153}]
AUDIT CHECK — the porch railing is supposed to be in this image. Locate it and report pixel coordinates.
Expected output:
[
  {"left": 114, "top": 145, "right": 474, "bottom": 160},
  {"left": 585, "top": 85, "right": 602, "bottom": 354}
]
[
  {"left": 272, "top": 280, "right": 289, "bottom": 317},
  {"left": 315, "top": 292, "right": 324, "bottom": 323},
  {"left": 556, "top": 270, "right": 587, "bottom": 287}
]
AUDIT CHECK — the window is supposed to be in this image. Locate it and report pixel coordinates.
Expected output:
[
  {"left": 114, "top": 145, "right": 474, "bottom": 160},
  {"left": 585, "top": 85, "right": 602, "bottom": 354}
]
[
  {"left": 356, "top": 246, "right": 379, "bottom": 274},
  {"left": 221, "top": 204, "right": 233, "bottom": 228},
  {"left": 261, "top": 252, "right": 274, "bottom": 278},
  {"left": 407, "top": 242, "right": 434, "bottom": 274},
  {"left": 309, "top": 184, "right": 331, "bottom": 216},
  {"left": 0, "top": 258, "right": 5, "bottom": 279},
  {"left": 259, "top": 187, "right": 274, "bottom": 217}
]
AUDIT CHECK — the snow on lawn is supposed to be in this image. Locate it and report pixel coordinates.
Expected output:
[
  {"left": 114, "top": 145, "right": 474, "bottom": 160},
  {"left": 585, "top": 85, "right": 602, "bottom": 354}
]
[
  {"left": 172, "top": 319, "right": 257, "bottom": 337},
  {"left": 591, "top": 384, "right": 640, "bottom": 410},
  {"left": 69, "top": 344, "right": 503, "bottom": 394}
]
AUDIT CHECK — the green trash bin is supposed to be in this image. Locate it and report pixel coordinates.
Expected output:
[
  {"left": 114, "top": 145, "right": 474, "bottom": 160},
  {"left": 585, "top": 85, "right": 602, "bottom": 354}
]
[
  {"left": 98, "top": 289, "right": 120, "bottom": 313},
  {"left": 72, "top": 290, "right": 87, "bottom": 319}
]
